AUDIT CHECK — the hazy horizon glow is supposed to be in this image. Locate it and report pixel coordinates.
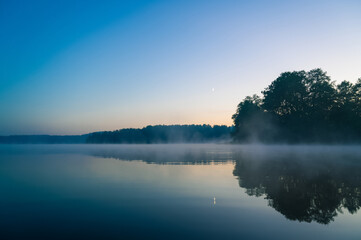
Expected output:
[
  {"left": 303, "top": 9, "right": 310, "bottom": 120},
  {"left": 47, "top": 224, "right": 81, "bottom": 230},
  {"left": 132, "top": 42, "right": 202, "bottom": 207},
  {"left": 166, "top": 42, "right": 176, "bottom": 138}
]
[{"left": 1, "top": 0, "right": 361, "bottom": 135}]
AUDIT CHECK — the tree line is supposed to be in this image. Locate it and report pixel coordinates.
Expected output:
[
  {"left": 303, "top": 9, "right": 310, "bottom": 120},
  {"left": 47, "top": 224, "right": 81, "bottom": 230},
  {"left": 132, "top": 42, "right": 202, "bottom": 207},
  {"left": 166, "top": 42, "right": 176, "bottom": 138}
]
[
  {"left": 86, "top": 124, "right": 231, "bottom": 143},
  {"left": 232, "top": 69, "right": 361, "bottom": 143},
  {"left": 0, "top": 125, "right": 231, "bottom": 144},
  {"left": 0, "top": 135, "right": 87, "bottom": 144}
]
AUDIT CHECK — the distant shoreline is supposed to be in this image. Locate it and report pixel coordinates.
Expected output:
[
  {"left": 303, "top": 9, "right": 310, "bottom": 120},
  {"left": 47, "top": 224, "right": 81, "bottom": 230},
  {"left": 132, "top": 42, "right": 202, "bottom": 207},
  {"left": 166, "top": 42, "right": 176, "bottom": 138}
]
[{"left": 0, "top": 124, "right": 232, "bottom": 144}]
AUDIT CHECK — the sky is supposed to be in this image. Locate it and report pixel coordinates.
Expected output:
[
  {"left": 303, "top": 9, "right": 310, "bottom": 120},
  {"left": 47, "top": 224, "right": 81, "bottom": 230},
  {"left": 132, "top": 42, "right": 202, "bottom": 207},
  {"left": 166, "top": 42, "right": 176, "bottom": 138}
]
[{"left": 1, "top": 0, "right": 361, "bottom": 135}]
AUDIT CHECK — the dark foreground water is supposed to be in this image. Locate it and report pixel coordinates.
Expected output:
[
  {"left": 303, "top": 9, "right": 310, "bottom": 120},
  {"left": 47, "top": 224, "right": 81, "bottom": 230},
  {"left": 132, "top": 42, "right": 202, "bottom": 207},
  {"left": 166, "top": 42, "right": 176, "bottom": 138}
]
[{"left": 1, "top": 144, "right": 361, "bottom": 240}]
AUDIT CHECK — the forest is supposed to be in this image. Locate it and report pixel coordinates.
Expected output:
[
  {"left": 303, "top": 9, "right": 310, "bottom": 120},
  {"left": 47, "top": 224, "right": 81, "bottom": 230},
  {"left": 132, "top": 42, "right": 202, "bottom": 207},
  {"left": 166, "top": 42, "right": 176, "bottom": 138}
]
[
  {"left": 232, "top": 69, "right": 361, "bottom": 143},
  {"left": 86, "top": 124, "right": 231, "bottom": 143},
  {"left": 2, "top": 68, "right": 360, "bottom": 144},
  {"left": 0, "top": 125, "right": 231, "bottom": 144}
]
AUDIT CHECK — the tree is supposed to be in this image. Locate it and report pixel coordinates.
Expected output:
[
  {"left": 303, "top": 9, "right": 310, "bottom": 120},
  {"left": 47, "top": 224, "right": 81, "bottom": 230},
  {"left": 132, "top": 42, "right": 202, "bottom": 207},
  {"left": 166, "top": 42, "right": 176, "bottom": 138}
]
[
  {"left": 232, "top": 68, "right": 361, "bottom": 143},
  {"left": 232, "top": 95, "right": 275, "bottom": 142},
  {"left": 262, "top": 71, "right": 309, "bottom": 141},
  {"left": 304, "top": 69, "right": 336, "bottom": 132},
  {"left": 262, "top": 71, "right": 308, "bottom": 118}
]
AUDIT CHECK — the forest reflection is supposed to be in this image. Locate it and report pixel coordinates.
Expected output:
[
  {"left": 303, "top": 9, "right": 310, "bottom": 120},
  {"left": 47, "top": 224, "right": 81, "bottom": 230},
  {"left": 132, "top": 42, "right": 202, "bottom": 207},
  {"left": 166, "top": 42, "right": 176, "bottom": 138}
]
[
  {"left": 90, "top": 145, "right": 361, "bottom": 224},
  {"left": 90, "top": 144, "right": 235, "bottom": 164},
  {"left": 232, "top": 147, "right": 361, "bottom": 224}
]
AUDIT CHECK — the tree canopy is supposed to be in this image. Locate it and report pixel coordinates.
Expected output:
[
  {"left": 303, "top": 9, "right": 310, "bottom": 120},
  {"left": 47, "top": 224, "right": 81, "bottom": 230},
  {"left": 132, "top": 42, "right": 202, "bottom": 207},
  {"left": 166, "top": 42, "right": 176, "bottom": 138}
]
[
  {"left": 232, "top": 69, "right": 361, "bottom": 143},
  {"left": 86, "top": 124, "right": 232, "bottom": 143}
]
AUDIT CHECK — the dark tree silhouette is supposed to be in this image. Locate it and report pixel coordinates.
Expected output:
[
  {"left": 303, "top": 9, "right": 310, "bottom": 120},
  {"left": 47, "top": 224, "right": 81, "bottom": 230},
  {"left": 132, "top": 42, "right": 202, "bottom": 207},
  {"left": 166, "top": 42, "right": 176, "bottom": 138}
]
[
  {"left": 86, "top": 124, "right": 232, "bottom": 143},
  {"left": 231, "top": 95, "right": 275, "bottom": 142},
  {"left": 0, "top": 125, "right": 232, "bottom": 144},
  {"left": 233, "top": 69, "right": 361, "bottom": 143}
]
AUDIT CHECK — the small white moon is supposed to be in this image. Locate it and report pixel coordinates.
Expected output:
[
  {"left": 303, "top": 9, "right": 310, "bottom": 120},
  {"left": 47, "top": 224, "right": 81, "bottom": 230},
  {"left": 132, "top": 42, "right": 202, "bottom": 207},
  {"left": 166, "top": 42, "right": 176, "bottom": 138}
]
[{"left": 211, "top": 88, "right": 215, "bottom": 92}]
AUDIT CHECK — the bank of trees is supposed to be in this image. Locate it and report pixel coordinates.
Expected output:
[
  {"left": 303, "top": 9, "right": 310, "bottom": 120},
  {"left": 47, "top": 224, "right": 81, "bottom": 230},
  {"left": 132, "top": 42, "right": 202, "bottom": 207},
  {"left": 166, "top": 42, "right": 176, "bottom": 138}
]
[
  {"left": 86, "top": 124, "right": 231, "bottom": 143},
  {"left": 0, "top": 135, "right": 88, "bottom": 144},
  {"left": 232, "top": 69, "right": 361, "bottom": 143},
  {"left": 0, "top": 125, "right": 231, "bottom": 144}
]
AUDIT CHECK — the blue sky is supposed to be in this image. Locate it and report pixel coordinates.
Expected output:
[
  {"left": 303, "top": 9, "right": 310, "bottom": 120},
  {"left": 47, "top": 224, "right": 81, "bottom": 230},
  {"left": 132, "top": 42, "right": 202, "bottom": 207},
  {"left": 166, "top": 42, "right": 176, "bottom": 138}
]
[{"left": 1, "top": 0, "right": 361, "bottom": 135}]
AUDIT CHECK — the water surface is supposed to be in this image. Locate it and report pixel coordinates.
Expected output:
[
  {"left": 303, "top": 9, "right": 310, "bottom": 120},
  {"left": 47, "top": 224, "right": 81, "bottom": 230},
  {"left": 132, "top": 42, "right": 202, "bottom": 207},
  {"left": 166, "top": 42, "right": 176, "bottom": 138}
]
[{"left": 1, "top": 144, "right": 361, "bottom": 239}]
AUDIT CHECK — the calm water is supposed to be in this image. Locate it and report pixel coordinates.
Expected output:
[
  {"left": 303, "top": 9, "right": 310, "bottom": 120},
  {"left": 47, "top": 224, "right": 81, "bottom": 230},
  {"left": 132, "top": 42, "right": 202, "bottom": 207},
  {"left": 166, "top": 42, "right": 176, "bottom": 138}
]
[{"left": 1, "top": 144, "right": 361, "bottom": 239}]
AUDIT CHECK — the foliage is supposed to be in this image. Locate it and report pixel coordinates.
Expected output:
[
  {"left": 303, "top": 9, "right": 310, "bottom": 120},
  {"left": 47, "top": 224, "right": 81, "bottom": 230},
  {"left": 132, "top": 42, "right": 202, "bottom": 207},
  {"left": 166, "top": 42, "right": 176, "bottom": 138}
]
[
  {"left": 232, "top": 69, "right": 361, "bottom": 143},
  {"left": 86, "top": 124, "right": 232, "bottom": 143}
]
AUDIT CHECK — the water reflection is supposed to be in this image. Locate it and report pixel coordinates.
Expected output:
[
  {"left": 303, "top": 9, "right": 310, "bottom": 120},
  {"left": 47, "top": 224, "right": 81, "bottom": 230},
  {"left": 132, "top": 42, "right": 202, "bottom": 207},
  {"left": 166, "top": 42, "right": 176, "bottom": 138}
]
[
  {"left": 90, "top": 144, "right": 361, "bottom": 224},
  {"left": 232, "top": 146, "right": 361, "bottom": 224},
  {"left": 90, "top": 144, "right": 235, "bottom": 164},
  {"left": 2, "top": 144, "right": 361, "bottom": 239}
]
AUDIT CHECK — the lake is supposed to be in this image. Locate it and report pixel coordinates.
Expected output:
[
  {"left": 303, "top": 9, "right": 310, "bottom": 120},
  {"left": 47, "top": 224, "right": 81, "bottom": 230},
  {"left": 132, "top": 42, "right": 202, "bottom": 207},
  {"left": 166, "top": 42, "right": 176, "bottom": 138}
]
[{"left": 1, "top": 144, "right": 361, "bottom": 239}]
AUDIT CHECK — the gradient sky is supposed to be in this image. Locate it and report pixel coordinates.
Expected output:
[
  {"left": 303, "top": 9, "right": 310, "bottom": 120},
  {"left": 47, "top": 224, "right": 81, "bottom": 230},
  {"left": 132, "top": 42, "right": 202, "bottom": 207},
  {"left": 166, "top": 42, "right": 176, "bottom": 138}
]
[{"left": 1, "top": 0, "right": 361, "bottom": 135}]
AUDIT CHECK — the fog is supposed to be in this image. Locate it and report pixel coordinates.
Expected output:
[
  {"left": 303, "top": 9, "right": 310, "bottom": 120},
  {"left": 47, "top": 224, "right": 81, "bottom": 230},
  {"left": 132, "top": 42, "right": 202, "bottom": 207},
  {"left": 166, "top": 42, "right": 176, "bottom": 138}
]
[
  {"left": 2, "top": 143, "right": 361, "bottom": 225},
  {"left": 2, "top": 143, "right": 360, "bottom": 164}
]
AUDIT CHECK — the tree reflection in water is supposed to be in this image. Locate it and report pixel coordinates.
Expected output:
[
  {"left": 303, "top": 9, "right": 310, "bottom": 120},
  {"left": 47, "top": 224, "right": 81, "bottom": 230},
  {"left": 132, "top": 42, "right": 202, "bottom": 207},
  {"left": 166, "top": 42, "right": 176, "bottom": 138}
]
[
  {"left": 232, "top": 147, "right": 361, "bottom": 224},
  {"left": 89, "top": 144, "right": 361, "bottom": 224}
]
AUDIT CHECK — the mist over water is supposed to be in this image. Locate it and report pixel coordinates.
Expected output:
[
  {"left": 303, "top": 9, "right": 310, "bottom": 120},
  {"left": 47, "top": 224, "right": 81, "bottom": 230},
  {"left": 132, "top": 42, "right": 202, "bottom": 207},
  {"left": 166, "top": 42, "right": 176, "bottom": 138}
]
[{"left": 1, "top": 144, "right": 361, "bottom": 239}]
